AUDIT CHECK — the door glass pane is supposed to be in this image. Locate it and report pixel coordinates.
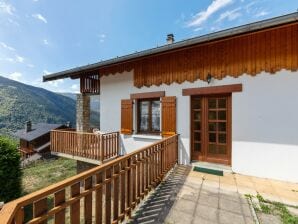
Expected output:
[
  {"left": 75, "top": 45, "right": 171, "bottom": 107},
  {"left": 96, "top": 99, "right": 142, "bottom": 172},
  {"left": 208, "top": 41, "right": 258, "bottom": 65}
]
[
  {"left": 194, "top": 143, "right": 201, "bottom": 152},
  {"left": 194, "top": 122, "right": 201, "bottom": 130},
  {"left": 218, "top": 133, "right": 226, "bottom": 144},
  {"left": 218, "top": 99, "right": 226, "bottom": 108},
  {"left": 208, "top": 111, "right": 217, "bottom": 120},
  {"left": 193, "top": 99, "right": 201, "bottom": 109},
  {"left": 209, "top": 122, "right": 216, "bottom": 131},
  {"left": 139, "top": 101, "right": 149, "bottom": 131},
  {"left": 194, "top": 132, "right": 201, "bottom": 141},
  {"left": 194, "top": 111, "right": 201, "bottom": 120},
  {"left": 218, "top": 111, "right": 226, "bottom": 120},
  {"left": 218, "top": 122, "right": 226, "bottom": 132},
  {"left": 208, "top": 99, "right": 216, "bottom": 108},
  {"left": 151, "top": 100, "right": 160, "bottom": 131},
  {"left": 209, "top": 133, "right": 216, "bottom": 143}
]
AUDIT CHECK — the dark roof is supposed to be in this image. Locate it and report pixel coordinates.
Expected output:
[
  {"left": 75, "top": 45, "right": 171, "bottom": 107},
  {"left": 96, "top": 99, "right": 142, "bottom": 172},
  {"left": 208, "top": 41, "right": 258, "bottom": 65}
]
[
  {"left": 43, "top": 12, "right": 298, "bottom": 82},
  {"left": 14, "top": 123, "right": 64, "bottom": 142}
]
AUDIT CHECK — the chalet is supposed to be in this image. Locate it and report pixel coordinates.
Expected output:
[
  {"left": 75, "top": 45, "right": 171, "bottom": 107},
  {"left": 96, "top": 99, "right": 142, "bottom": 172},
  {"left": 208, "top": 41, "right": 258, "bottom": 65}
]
[
  {"left": 14, "top": 121, "right": 66, "bottom": 159},
  {"left": 44, "top": 12, "right": 298, "bottom": 183},
  {"left": 1, "top": 12, "right": 297, "bottom": 224}
]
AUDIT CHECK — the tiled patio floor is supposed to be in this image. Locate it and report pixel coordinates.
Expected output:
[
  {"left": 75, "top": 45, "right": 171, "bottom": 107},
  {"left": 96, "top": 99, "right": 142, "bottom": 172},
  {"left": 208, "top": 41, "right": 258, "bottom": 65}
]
[{"left": 130, "top": 165, "right": 298, "bottom": 224}]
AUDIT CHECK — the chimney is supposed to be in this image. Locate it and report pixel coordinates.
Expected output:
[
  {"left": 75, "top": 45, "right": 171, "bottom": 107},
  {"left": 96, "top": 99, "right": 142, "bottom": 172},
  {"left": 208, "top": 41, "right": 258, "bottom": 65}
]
[
  {"left": 25, "top": 121, "right": 32, "bottom": 133},
  {"left": 166, "top": 34, "right": 174, "bottom": 44},
  {"left": 66, "top": 121, "right": 71, "bottom": 128}
]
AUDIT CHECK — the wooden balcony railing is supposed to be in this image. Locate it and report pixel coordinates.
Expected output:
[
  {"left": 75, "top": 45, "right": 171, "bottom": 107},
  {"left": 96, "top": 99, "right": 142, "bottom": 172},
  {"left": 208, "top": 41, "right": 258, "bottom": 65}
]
[
  {"left": 50, "top": 130, "right": 120, "bottom": 163},
  {"left": 0, "top": 134, "right": 178, "bottom": 224}
]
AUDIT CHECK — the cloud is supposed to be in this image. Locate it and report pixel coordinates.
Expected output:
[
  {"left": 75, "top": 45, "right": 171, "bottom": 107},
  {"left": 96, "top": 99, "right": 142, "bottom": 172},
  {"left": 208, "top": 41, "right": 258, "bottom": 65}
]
[
  {"left": 0, "top": 55, "right": 25, "bottom": 63},
  {"left": 98, "top": 34, "right": 106, "bottom": 43},
  {"left": 43, "top": 39, "right": 49, "bottom": 45},
  {"left": 255, "top": 10, "right": 269, "bottom": 18},
  {"left": 16, "top": 55, "right": 24, "bottom": 63},
  {"left": 48, "top": 79, "right": 64, "bottom": 87},
  {"left": 187, "top": 0, "right": 233, "bottom": 27},
  {"left": 0, "top": 42, "right": 15, "bottom": 51},
  {"left": 32, "top": 14, "right": 47, "bottom": 23},
  {"left": 27, "top": 64, "right": 35, "bottom": 68},
  {"left": 217, "top": 7, "right": 241, "bottom": 22},
  {"left": 8, "top": 72, "right": 22, "bottom": 81},
  {"left": 43, "top": 70, "right": 51, "bottom": 75},
  {"left": 0, "top": 1, "right": 15, "bottom": 15},
  {"left": 70, "top": 84, "right": 79, "bottom": 93},
  {"left": 42, "top": 70, "right": 64, "bottom": 87},
  {"left": 0, "top": 57, "right": 14, "bottom": 62}
]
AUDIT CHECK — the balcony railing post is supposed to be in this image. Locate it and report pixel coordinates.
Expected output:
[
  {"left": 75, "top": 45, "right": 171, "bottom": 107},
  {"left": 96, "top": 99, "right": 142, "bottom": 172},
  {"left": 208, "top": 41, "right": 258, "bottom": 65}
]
[{"left": 100, "top": 134, "right": 104, "bottom": 163}]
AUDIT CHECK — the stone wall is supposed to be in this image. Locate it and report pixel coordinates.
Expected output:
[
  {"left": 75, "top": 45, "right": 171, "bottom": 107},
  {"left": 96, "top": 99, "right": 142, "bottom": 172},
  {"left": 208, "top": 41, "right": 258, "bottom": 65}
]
[{"left": 76, "top": 94, "right": 90, "bottom": 132}]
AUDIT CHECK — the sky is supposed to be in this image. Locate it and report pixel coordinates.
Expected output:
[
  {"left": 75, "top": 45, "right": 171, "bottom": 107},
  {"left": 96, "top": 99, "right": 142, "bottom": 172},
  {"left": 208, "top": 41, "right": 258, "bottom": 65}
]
[{"left": 0, "top": 0, "right": 296, "bottom": 93}]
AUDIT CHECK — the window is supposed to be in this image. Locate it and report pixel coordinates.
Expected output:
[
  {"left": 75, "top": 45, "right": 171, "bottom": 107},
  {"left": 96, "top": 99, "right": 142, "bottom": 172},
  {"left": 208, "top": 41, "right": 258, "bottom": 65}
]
[{"left": 137, "top": 98, "right": 160, "bottom": 134}]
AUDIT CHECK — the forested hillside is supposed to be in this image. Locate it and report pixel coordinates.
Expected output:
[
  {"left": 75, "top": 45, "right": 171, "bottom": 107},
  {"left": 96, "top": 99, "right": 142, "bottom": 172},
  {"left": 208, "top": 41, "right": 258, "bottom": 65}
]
[{"left": 0, "top": 76, "right": 76, "bottom": 136}]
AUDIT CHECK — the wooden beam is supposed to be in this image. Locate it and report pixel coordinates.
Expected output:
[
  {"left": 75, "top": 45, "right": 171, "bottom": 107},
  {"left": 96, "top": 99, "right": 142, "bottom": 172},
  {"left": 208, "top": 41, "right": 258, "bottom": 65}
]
[
  {"left": 130, "top": 91, "right": 165, "bottom": 99},
  {"left": 182, "top": 84, "right": 242, "bottom": 96}
]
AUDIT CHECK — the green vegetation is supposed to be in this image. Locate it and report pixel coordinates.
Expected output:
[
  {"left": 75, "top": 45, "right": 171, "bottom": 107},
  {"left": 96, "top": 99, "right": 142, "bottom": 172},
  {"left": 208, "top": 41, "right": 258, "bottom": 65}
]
[
  {"left": 0, "top": 76, "right": 101, "bottom": 137},
  {"left": 22, "top": 158, "right": 77, "bottom": 195},
  {"left": 0, "top": 76, "right": 76, "bottom": 137},
  {"left": 22, "top": 157, "right": 77, "bottom": 222},
  {"left": 247, "top": 193, "right": 298, "bottom": 224},
  {"left": 0, "top": 136, "right": 22, "bottom": 202}
]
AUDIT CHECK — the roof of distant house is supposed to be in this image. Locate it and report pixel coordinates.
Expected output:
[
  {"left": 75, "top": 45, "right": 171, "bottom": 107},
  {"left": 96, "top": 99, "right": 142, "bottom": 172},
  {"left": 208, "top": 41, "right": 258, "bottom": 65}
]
[
  {"left": 14, "top": 123, "right": 64, "bottom": 142},
  {"left": 43, "top": 12, "right": 298, "bottom": 82}
]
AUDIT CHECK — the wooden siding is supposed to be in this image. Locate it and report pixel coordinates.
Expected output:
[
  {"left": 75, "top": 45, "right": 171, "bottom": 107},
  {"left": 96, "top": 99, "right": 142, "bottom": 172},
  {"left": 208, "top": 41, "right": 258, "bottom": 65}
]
[
  {"left": 161, "top": 96, "right": 176, "bottom": 137},
  {"left": 0, "top": 134, "right": 179, "bottom": 224},
  {"left": 93, "top": 22, "right": 298, "bottom": 88},
  {"left": 80, "top": 74, "right": 100, "bottom": 94}
]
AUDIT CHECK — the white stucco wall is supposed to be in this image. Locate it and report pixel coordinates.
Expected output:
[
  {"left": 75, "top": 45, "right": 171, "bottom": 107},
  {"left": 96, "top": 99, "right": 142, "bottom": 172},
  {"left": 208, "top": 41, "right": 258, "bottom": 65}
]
[{"left": 100, "top": 70, "right": 298, "bottom": 183}]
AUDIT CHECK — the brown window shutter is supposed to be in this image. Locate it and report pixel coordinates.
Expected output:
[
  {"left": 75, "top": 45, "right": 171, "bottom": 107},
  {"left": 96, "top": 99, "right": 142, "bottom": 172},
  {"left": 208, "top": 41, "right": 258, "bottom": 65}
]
[
  {"left": 121, "top": 99, "right": 133, "bottom": 134},
  {"left": 161, "top": 96, "right": 176, "bottom": 137}
]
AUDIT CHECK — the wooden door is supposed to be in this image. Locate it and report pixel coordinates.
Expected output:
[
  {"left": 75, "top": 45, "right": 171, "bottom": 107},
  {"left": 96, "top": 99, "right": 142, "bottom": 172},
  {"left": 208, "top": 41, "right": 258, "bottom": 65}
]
[{"left": 191, "top": 94, "right": 231, "bottom": 165}]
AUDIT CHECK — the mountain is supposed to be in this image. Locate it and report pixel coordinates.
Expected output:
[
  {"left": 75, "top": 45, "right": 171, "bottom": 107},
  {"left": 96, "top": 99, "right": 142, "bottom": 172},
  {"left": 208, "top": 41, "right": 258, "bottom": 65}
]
[
  {"left": 58, "top": 92, "right": 100, "bottom": 128},
  {"left": 59, "top": 92, "right": 100, "bottom": 111},
  {"left": 0, "top": 76, "right": 76, "bottom": 137}
]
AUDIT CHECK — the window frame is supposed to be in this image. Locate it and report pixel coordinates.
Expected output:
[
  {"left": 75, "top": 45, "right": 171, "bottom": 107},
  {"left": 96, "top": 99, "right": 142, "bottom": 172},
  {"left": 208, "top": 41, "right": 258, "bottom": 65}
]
[{"left": 136, "top": 98, "right": 161, "bottom": 135}]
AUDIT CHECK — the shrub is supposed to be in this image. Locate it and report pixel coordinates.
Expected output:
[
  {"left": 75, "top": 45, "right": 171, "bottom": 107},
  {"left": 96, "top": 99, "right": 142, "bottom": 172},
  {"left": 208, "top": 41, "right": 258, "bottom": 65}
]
[{"left": 0, "top": 136, "right": 22, "bottom": 202}]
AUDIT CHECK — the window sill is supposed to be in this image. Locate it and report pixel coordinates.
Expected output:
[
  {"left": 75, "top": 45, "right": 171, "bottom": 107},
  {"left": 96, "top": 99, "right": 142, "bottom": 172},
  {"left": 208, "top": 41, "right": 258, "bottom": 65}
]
[{"left": 132, "top": 134, "right": 162, "bottom": 140}]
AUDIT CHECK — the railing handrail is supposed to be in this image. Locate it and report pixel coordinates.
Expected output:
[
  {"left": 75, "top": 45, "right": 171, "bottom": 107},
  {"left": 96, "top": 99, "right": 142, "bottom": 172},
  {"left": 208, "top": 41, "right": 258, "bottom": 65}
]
[
  {"left": 51, "top": 129, "right": 120, "bottom": 136},
  {"left": 0, "top": 134, "right": 178, "bottom": 223}
]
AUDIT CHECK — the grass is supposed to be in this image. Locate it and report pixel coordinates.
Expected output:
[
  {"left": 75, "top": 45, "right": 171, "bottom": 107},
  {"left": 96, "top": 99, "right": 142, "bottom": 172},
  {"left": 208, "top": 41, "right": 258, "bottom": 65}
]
[
  {"left": 246, "top": 193, "right": 298, "bottom": 224},
  {"left": 22, "top": 157, "right": 77, "bottom": 195},
  {"left": 21, "top": 157, "right": 77, "bottom": 222}
]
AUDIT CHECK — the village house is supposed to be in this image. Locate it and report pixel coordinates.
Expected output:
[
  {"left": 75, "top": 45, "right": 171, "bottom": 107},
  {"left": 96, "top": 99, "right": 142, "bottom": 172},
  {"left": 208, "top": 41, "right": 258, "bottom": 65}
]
[
  {"left": 14, "top": 121, "right": 67, "bottom": 159},
  {"left": 45, "top": 12, "right": 298, "bottom": 183},
  {"left": 1, "top": 12, "right": 297, "bottom": 224}
]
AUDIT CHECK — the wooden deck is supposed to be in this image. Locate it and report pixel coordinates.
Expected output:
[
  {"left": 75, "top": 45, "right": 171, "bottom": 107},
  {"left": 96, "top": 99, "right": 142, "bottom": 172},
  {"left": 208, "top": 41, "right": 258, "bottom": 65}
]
[
  {"left": 50, "top": 129, "right": 120, "bottom": 164},
  {"left": 0, "top": 134, "right": 178, "bottom": 223}
]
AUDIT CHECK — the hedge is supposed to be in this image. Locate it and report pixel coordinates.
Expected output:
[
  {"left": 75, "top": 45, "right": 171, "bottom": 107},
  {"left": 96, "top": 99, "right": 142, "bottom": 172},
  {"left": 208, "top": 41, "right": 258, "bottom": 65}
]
[{"left": 0, "top": 136, "right": 22, "bottom": 202}]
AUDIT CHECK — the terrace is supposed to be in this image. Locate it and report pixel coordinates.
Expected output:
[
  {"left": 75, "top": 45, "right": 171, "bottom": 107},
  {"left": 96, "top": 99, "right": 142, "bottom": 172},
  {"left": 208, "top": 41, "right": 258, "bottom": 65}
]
[
  {"left": 50, "top": 129, "right": 120, "bottom": 164},
  {"left": 0, "top": 134, "right": 179, "bottom": 223}
]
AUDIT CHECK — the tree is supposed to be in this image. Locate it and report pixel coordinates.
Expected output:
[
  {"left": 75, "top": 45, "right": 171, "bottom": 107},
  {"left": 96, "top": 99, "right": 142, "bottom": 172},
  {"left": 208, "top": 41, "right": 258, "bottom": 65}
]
[{"left": 0, "top": 136, "right": 22, "bottom": 202}]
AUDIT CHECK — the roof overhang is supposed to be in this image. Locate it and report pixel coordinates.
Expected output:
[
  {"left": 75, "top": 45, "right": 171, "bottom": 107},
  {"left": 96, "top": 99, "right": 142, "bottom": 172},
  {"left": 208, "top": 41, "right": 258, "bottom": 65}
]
[{"left": 43, "top": 12, "right": 298, "bottom": 82}]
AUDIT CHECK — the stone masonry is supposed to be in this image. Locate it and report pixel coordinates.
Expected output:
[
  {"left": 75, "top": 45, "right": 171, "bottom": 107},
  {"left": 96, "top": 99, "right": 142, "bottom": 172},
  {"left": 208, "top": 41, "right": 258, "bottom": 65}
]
[
  {"left": 76, "top": 94, "right": 94, "bottom": 174},
  {"left": 76, "top": 93, "right": 90, "bottom": 132}
]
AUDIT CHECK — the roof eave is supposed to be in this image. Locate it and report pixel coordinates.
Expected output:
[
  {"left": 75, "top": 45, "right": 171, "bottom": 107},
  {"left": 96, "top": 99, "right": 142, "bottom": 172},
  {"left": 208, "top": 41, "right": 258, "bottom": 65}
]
[{"left": 43, "top": 12, "right": 298, "bottom": 82}]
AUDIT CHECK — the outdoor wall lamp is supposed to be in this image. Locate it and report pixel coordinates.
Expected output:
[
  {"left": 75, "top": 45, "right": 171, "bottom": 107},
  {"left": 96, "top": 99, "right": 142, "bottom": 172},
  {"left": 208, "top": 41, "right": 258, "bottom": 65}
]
[{"left": 207, "top": 73, "right": 212, "bottom": 84}]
